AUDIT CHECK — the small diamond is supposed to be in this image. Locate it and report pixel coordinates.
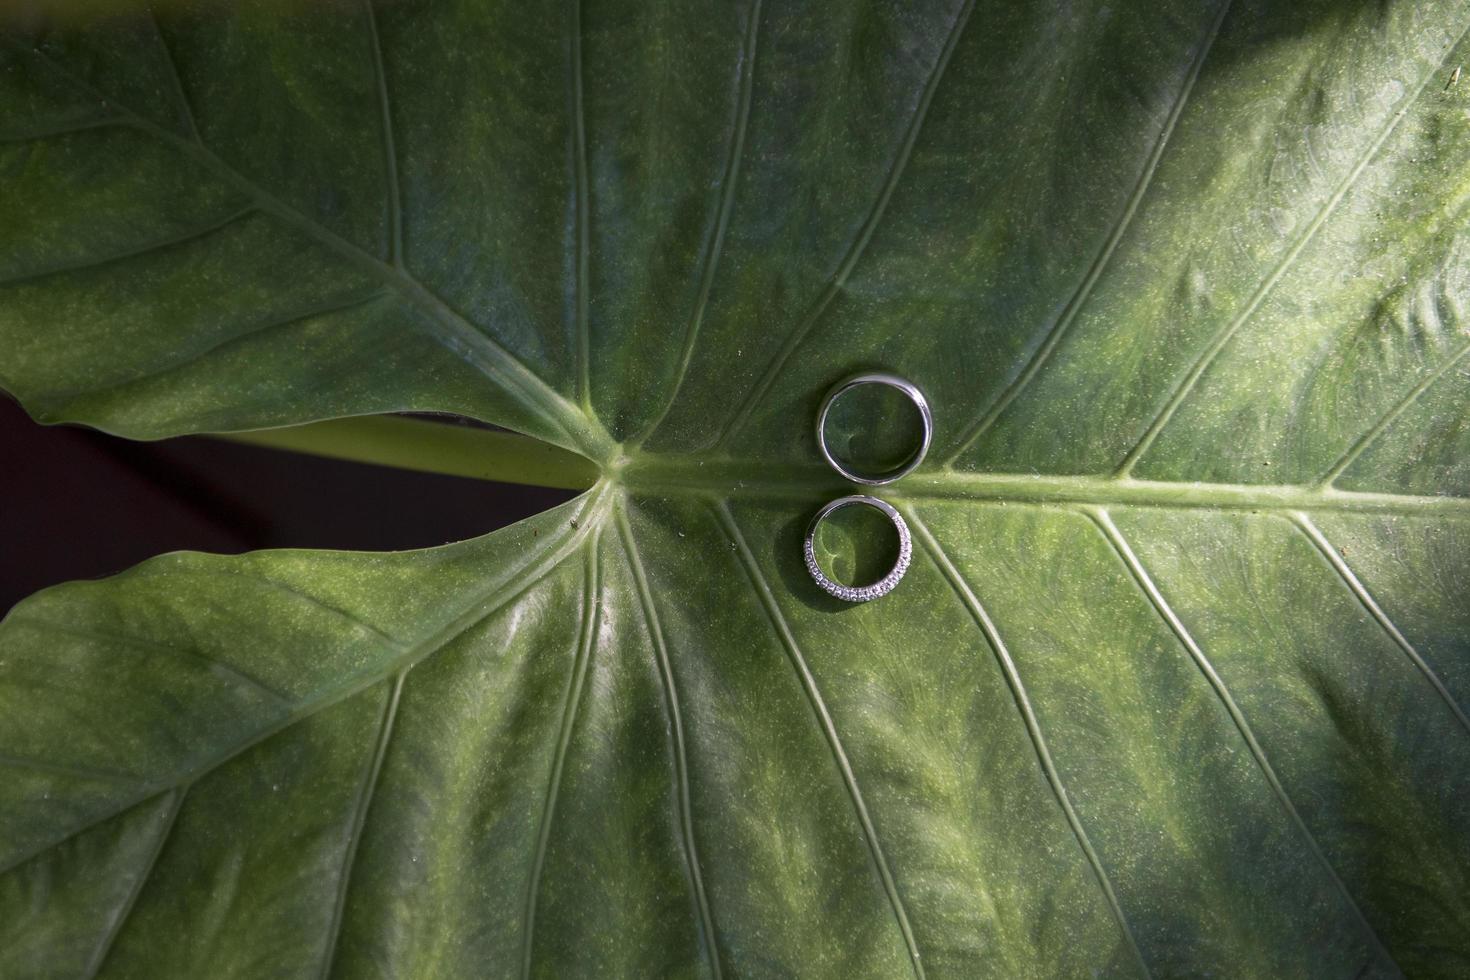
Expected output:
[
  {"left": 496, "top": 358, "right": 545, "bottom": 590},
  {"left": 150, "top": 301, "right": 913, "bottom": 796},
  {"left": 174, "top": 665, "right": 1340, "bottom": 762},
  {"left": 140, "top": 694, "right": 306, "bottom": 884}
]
[{"left": 804, "top": 495, "right": 912, "bottom": 603}]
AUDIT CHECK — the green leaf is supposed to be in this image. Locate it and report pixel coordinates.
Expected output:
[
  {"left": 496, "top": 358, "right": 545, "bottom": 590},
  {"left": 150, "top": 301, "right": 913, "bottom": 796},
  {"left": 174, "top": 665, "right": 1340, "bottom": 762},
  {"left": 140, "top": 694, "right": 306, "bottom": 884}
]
[{"left": 3, "top": 0, "right": 1470, "bottom": 976}]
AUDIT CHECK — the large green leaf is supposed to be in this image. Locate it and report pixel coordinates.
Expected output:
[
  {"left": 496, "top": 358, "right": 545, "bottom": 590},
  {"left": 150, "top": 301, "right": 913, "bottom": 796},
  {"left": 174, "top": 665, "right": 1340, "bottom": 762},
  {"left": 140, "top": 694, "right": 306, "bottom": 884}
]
[{"left": 3, "top": 0, "right": 1470, "bottom": 975}]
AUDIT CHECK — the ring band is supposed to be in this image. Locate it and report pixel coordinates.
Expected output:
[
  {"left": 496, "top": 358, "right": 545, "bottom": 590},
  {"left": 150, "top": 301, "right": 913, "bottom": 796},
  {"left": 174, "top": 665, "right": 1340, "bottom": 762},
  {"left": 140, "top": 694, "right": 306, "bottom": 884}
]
[
  {"left": 804, "top": 495, "right": 913, "bottom": 602},
  {"left": 816, "top": 372, "right": 932, "bottom": 486}
]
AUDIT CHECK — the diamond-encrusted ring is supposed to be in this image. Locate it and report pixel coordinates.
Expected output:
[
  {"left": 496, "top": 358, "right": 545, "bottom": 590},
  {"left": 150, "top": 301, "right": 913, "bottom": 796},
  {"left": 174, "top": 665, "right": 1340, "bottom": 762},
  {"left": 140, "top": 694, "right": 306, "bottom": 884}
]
[
  {"left": 816, "top": 372, "right": 933, "bottom": 486},
  {"left": 804, "top": 495, "right": 913, "bottom": 603}
]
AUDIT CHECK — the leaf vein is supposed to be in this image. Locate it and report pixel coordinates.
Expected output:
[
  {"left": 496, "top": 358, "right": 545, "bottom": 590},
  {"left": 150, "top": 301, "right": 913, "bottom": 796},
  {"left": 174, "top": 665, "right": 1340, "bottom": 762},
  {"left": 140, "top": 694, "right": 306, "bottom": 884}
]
[
  {"left": 1087, "top": 507, "right": 1398, "bottom": 972},
  {"left": 521, "top": 529, "right": 604, "bottom": 979},
  {"left": 1116, "top": 19, "right": 1470, "bottom": 476},
  {"left": 83, "top": 787, "right": 186, "bottom": 979},
  {"left": 633, "top": 0, "right": 764, "bottom": 449},
  {"left": 5, "top": 40, "right": 609, "bottom": 458},
  {"left": 0, "top": 487, "right": 611, "bottom": 878},
  {"left": 0, "top": 753, "right": 136, "bottom": 786},
  {"left": 0, "top": 113, "right": 125, "bottom": 143},
  {"left": 903, "top": 504, "right": 1151, "bottom": 978},
  {"left": 0, "top": 204, "right": 254, "bottom": 289},
  {"left": 619, "top": 461, "right": 1470, "bottom": 514},
  {"left": 318, "top": 670, "right": 406, "bottom": 980},
  {"left": 360, "top": 0, "right": 403, "bottom": 266},
  {"left": 194, "top": 567, "right": 407, "bottom": 652},
  {"left": 942, "top": 0, "right": 1233, "bottom": 465},
  {"left": 710, "top": 0, "right": 978, "bottom": 451},
  {"left": 1289, "top": 512, "right": 1470, "bottom": 733},
  {"left": 569, "top": 0, "right": 592, "bottom": 412},
  {"left": 32, "top": 290, "right": 389, "bottom": 413},
  {"left": 147, "top": 12, "right": 200, "bottom": 143},
  {"left": 3, "top": 613, "right": 293, "bottom": 711},
  {"left": 715, "top": 501, "right": 926, "bottom": 980},
  {"left": 617, "top": 502, "right": 723, "bottom": 979},
  {"left": 1317, "top": 337, "right": 1470, "bottom": 487}
]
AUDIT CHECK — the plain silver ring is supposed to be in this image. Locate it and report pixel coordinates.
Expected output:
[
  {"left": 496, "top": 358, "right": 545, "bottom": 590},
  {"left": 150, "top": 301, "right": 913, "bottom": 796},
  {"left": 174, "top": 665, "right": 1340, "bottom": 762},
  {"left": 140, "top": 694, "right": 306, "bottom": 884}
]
[
  {"left": 816, "top": 372, "right": 932, "bottom": 485},
  {"left": 803, "top": 495, "right": 912, "bottom": 603}
]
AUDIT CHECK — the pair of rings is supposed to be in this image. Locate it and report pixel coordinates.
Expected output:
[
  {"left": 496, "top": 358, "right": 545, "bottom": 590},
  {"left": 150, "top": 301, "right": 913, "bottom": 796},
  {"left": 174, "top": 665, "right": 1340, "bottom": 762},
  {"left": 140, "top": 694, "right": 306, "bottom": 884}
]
[{"left": 805, "top": 373, "right": 931, "bottom": 603}]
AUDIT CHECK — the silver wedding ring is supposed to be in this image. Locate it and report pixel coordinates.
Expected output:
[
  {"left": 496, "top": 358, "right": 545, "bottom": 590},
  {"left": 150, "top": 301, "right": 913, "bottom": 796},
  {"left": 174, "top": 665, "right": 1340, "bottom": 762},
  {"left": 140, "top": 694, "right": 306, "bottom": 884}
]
[
  {"left": 816, "top": 372, "right": 932, "bottom": 485},
  {"left": 804, "top": 495, "right": 913, "bottom": 602}
]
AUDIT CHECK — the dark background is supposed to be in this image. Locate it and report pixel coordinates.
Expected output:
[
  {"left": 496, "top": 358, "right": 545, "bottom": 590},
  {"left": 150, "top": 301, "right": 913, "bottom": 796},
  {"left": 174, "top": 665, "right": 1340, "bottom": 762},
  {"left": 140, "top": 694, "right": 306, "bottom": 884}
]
[{"left": 0, "top": 396, "right": 576, "bottom": 615}]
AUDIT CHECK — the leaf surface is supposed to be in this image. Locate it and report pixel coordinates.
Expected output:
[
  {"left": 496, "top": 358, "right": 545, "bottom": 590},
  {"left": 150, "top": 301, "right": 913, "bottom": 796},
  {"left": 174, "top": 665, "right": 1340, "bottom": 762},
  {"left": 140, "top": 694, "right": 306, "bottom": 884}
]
[{"left": 2, "top": 1, "right": 1470, "bottom": 976}]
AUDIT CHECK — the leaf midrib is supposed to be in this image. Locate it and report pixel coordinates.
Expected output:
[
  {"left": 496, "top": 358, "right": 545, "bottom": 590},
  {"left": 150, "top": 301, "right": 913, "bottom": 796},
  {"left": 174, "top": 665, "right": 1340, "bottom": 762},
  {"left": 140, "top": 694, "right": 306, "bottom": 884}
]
[{"left": 617, "top": 459, "right": 1470, "bottom": 514}]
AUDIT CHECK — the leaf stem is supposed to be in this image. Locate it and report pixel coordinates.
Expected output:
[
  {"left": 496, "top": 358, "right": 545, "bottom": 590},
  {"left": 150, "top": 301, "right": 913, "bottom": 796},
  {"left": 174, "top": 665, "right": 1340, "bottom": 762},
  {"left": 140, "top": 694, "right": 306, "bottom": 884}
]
[{"left": 213, "top": 415, "right": 599, "bottom": 490}]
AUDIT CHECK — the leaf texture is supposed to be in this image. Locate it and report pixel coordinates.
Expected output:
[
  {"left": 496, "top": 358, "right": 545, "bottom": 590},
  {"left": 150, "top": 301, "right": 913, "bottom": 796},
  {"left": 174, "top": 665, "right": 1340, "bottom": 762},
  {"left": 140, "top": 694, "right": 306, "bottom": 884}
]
[{"left": 2, "top": 0, "right": 1469, "bottom": 976}]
